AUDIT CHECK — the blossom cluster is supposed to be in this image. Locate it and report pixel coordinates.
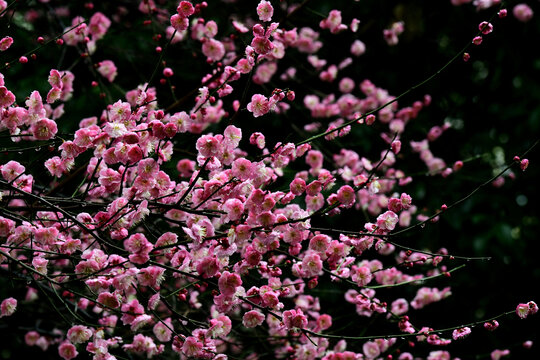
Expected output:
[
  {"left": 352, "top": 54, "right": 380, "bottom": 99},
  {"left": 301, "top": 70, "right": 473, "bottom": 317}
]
[{"left": 0, "top": 0, "right": 537, "bottom": 360}]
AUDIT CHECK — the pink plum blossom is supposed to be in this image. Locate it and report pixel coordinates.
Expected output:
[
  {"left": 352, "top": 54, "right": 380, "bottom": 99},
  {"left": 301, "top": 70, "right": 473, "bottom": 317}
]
[
  {"left": 0, "top": 297, "right": 17, "bottom": 317},
  {"left": 376, "top": 211, "right": 399, "bottom": 231},
  {"left": 243, "top": 310, "right": 265, "bottom": 328},
  {"left": 0, "top": 36, "right": 13, "bottom": 51},
  {"left": 513, "top": 4, "right": 533, "bottom": 22},
  {"left": 256, "top": 0, "right": 274, "bottom": 22},
  {"left": 58, "top": 342, "right": 78, "bottom": 360},
  {"left": 97, "top": 60, "right": 117, "bottom": 82}
]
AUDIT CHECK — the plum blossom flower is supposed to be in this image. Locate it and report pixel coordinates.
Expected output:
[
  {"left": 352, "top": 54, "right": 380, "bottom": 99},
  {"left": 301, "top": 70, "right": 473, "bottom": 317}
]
[
  {"left": 0, "top": 86, "right": 16, "bottom": 108},
  {"left": 247, "top": 94, "right": 270, "bottom": 117},
  {"left": 352, "top": 266, "right": 372, "bottom": 286},
  {"left": 479, "top": 21, "right": 493, "bottom": 35},
  {"left": 452, "top": 327, "right": 471, "bottom": 340},
  {"left": 376, "top": 211, "right": 399, "bottom": 231},
  {"left": 218, "top": 271, "right": 242, "bottom": 296},
  {"left": 363, "top": 341, "right": 380, "bottom": 359},
  {"left": 137, "top": 266, "right": 166, "bottom": 288},
  {"left": 484, "top": 320, "right": 499, "bottom": 331},
  {"left": 516, "top": 301, "right": 538, "bottom": 319},
  {"left": 411, "top": 287, "right": 451, "bottom": 309},
  {"left": 97, "top": 292, "right": 121, "bottom": 309},
  {"left": 177, "top": 1, "right": 194, "bottom": 17},
  {"left": 153, "top": 318, "right": 173, "bottom": 342},
  {"left": 516, "top": 303, "right": 530, "bottom": 318},
  {"left": 170, "top": 14, "right": 189, "bottom": 31},
  {"left": 97, "top": 60, "right": 117, "bottom": 82},
  {"left": 250, "top": 132, "right": 266, "bottom": 149},
  {"left": 251, "top": 36, "right": 274, "bottom": 55},
  {"left": 32, "top": 256, "right": 49, "bottom": 275},
  {"left": 337, "top": 185, "right": 355, "bottom": 207},
  {"left": 123, "top": 333, "right": 163, "bottom": 358},
  {"left": 302, "top": 252, "right": 323, "bottom": 277},
  {"left": 283, "top": 308, "right": 308, "bottom": 330},
  {"left": 513, "top": 4, "right": 533, "bottom": 22},
  {"left": 0, "top": 216, "right": 15, "bottom": 237},
  {"left": 131, "top": 314, "right": 152, "bottom": 331},
  {"left": 256, "top": 0, "right": 274, "bottom": 22},
  {"left": 427, "top": 351, "right": 451, "bottom": 360},
  {"left": 223, "top": 198, "right": 245, "bottom": 222},
  {"left": 0, "top": 297, "right": 17, "bottom": 317},
  {"left": 182, "top": 336, "right": 203, "bottom": 357},
  {"left": 67, "top": 325, "right": 93, "bottom": 344},
  {"left": 290, "top": 177, "right": 306, "bottom": 195},
  {"left": 208, "top": 315, "right": 232, "bottom": 338},
  {"left": 58, "top": 342, "right": 78, "bottom": 360},
  {"left": 137, "top": 158, "right": 159, "bottom": 179},
  {"left": 202, "top": 38, "right": 225, "bottom": 62},
  {"left": 46, "top": 87, "right": 62, "bottom": 104},
  {"left": 31, "top": 118, "right": 58, "bottom": 140},
  {"left": 1, "top": 160, "right": 25, "bottom": 182},
  {"left": 520, "top": 158, "right": 529, "bottom": 171},
  {"left": 351, "top": 39, "right": 366, "bottom": 56},
  {"left": 196, "top": 134, "right": 221, "bottom": 158},
  {"left": 320, "top": 10, "right": 347, "bottom": 34},
  {"left": 384, "top": 21, "right": 404, "bottom": 46},
  {"left": 88, "top": 12, "right": 111, "bottom": 40},
  {"left": 527, "top": 301, "right": 538, "bottom": 315},
  {"left": 490, "top": 349, "right": 510, "bottom": 360},
  {"left": 242, "top": 310, "right": 265, "bottom": 328},
  {"left": 0, "top": 36, "right": 13, "bottom": 51}
]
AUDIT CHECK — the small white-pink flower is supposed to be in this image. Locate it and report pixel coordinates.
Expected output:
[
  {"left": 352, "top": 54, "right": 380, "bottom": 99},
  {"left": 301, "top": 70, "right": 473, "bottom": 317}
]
[
  {"left": 0, "top": 297, "right": 17, "bottom": 317},
  {"left": 247, "top": 94, "right": 270, "bottom": 117},
  {"left": 58, "top": 341, "right": 78, "bottom": 360},
  {"left": 513, "top": 3, "right": 533, "bottom": 22},
  {"left": 376, "top": 210, "right": 399, "bottom": 231},
  {"left": 452, "top": 326, "right": 471, "bottom": 340},
  {"left": 363, "top": 340, "right": 380, "bottom": 359},
  {"left": 516, "top": 303, "right": 528, "bottom": 318},
  {"left": 256, "top": 0, "right": 274, "bottom": 22},
  {"left": 243, "top": 310, "right": 265, "bottom": 328},
  {"left": 352, "top": 266, "right": 372, "bottom": 286},
  {"left": 302, "top": 252, "right": 323, "bottom": 278},
  {"left": 202, "top": 38, "right": 225, "bottom": 62},
  {"left": 67, "top": 325, "right": 93, "bottom": 344},
  {"left": 97, "top": 60, "right": 117, "bottom": 82}
]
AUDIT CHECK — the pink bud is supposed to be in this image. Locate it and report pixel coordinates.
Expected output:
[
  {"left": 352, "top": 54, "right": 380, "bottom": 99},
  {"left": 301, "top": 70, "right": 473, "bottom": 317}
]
[
  {"left": 286, "top": 90, "right": 295, "bottom": 101},
  {"left": 484, "top": 320, "right": 499, "bottom": 331},
  {"left": 391, "top": 140, "right": 401, "bottom": 154},
  {"left": 478, "top": 21, "right": 493, "bottom": 35},
  {"left": 453, "top": 160, "right": 464, "bottom": 171},
  {"left": 472, "top": 36, "right": 482, "bottom": 45},
  {"left": 520, "top": 159, "right": 529, "bottom": 171},
  {"left": 163, "top": 67, "right": 174, "bottom": 77},
  {"left": 365, "top": 114, "right": 375, "bottom": 125}
]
